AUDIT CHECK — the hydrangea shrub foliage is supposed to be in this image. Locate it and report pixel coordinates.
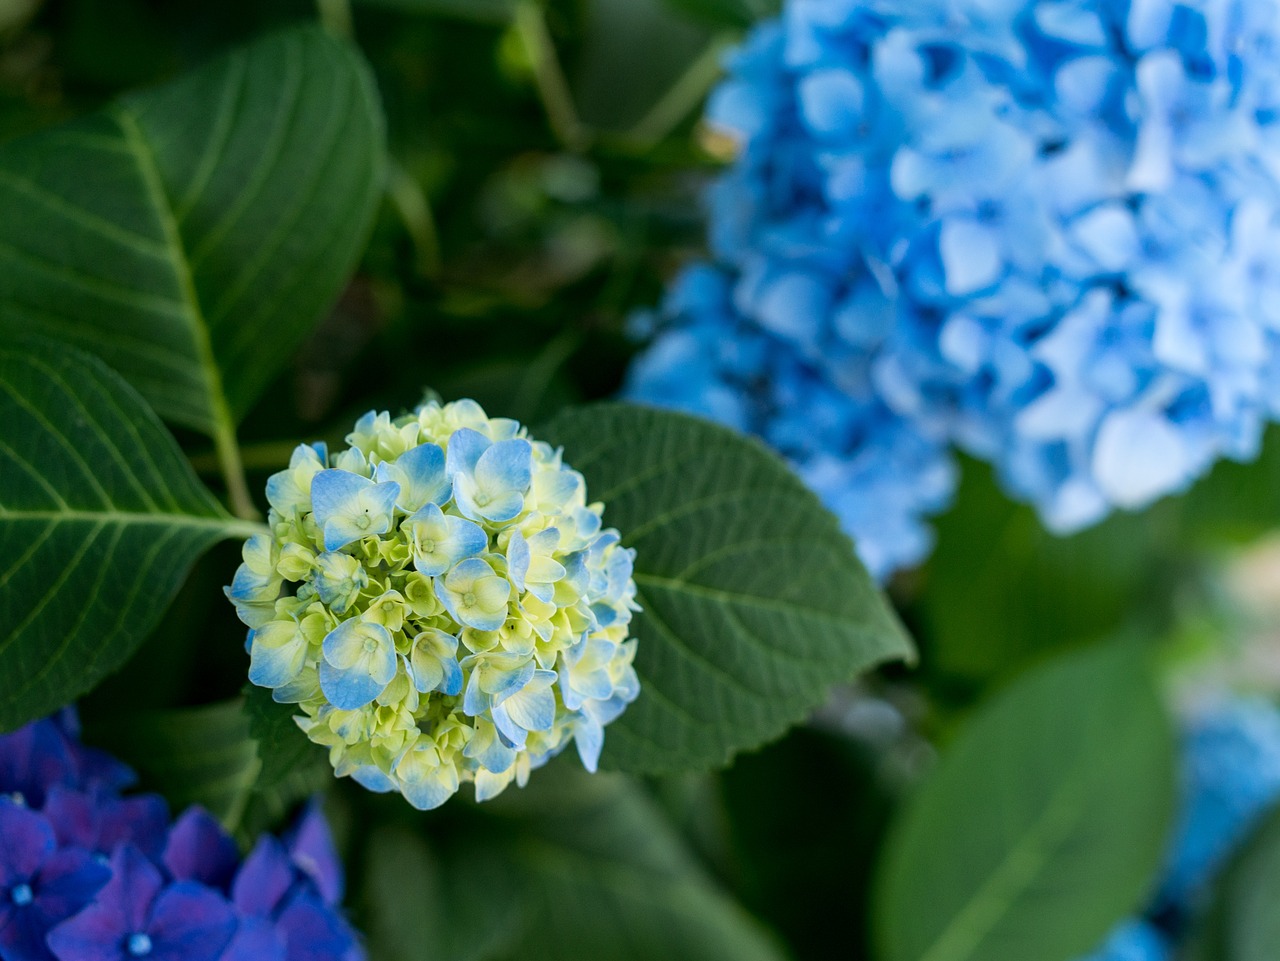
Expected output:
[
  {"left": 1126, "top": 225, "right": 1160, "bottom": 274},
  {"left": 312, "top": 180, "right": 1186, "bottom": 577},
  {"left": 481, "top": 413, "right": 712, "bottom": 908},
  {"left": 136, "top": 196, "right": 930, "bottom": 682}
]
[{"left": 0, "top": 3, "right": 1276, "bottom": 961}]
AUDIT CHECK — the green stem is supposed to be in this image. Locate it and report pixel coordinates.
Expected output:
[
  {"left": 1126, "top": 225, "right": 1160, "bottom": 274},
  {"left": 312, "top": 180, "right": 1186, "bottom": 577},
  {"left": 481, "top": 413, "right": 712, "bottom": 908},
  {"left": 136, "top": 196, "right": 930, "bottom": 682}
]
[
  {"left": 622, "top": 33, "right": 734, "bottom": 150},
  {"left": 510, "top": 327, "right": 582, "bottom": 421},
  {"left": 191, "top": 439, "right": 310, "bottom": 476},
  {"left": 316, "top": 0, "right": 354, "bottom": 38},
  {"left": 113, "top": 107, "right": 260, "bottom": 524},
  {"left": 212, "top": 420, "right": 260, "bottom": 521},
  {"left": 387, "top": 159, "right": 442, "bottom": 279},
  {"left": 223, "top": 518, "right": 272, "bottom": 541},
  {"left": 220, "top": 754, "right": 263, "bottom": 838},
  {"left": 514, "top": 1, "right": 590, "bottom": 152}
]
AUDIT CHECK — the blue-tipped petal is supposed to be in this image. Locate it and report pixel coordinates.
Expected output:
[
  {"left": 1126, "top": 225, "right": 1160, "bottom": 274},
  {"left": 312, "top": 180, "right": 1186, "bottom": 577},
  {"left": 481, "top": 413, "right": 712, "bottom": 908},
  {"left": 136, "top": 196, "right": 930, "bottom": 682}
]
[
  {"left": 574, "top": 714, "right": 604, "bottom": 773},
  {"left": 462, "top": 670, "right": 487, "bottom": 717},
  {"left": 507, "top": 530, "right": 531, "bottom": 592},
  {"left": 311, "top": 470, "right": 370, "bottom": 527},
  {"left": 349, "top": 765, "right": 397, "bottom": 794},
  {"left": 319, "top": 621, "right": 396, "bottom": 710},
  {"left": 463, "top": 721, "right": 518, "bottom": 774},
  {"left": 375, "top": 442, "right": 450, "bottom": 512},
  {"left": 496, "top": 671, "right": 557, "bottom": 734},
  {"left": 475, "top": 439, "right": 533, "bottom": 496},
  {"left": 311, "top": 470, "right": 400, "bottom": 551},
  {"left": 445, "top": 428, "right": 490, "bottom": 478},
  {"left": 319, "top": 661, "right": 391, "bottom": 712},
  {"left": 248, "top": 622, "right": 308, "bottom": 690},
  {"left": 396, "top": 748, "right": 459, "bottom": 811}
]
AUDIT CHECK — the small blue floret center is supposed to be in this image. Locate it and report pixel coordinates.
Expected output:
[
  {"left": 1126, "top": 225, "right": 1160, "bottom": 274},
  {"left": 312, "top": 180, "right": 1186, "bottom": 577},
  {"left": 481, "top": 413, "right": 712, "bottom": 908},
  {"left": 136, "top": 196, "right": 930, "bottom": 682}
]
[{"left": 126, "top": 933, "right": 152, "bottom": 957}]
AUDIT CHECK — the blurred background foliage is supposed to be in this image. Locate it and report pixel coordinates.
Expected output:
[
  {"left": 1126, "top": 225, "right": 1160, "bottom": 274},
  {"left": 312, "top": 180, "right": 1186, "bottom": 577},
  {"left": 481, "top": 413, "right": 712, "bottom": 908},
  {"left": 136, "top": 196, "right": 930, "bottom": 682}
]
[{"left": 4, "top": 2, "right": 1280, "bottom": 960}]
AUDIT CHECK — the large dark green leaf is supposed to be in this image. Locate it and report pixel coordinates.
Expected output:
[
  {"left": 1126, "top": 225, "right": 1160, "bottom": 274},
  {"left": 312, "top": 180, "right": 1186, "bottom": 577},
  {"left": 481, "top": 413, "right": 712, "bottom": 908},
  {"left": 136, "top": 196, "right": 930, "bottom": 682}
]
[
  {"left": 486, "top": 767, "right": 788, "bottom": 961},
  {"left": 1181, "top": 425, "right": 1280, "bottom": 545},
  {"left": 0, "top": 24, "right": 384, "bottom": 436},
  {"left": 243, "top": 684, "right": 330, "bottom": 795},
  {"left": 920, "top": 459, "right": 1178, "bottom": 688},
  {"left": 538, "top": 404, "right": 913, "bottom": 775},
  {"left": 238, "top": 685, "right": 331, "bottom": 836},
  {"left": 874, "top": 642, "right": 1177, "bottom": 961},
  {"left": 362, "top": 825, "right": 524, "bottom": 961},
  {"left": 0, "top": 339, "right": 261, "bottom": 730},
  {"left": 87, "top": 700, "right": 260, "bottom": 826}
]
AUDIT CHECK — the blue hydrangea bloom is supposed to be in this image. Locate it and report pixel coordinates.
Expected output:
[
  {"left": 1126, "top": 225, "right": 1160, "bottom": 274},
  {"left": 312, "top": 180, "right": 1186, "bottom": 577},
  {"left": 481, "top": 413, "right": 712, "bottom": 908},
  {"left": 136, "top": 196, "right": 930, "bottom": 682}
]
[
  {"left": 0, "top": 713, "right": 364, "bottom": 961},
  {"left": 629, "top": 0, "right": 1280, "bottom": 572},
  {"left": 626, "top": 263, "right": 956, "bottom": 580},
  {"left": 226, "top": 400, "right": 641, "bottom": 810},
  {"left": 1072, "top": 696, "right": 1280, "bottom": 958}
]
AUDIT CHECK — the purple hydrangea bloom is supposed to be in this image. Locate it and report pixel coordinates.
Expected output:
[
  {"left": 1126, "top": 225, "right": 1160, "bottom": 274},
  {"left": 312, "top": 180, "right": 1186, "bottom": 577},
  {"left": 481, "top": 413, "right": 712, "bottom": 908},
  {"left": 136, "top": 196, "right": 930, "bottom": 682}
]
[
  {"left": 0, "top": 715, "right": 364, "bottom": 961},
  {"left": 629, "top": 0, "right": 1280, "bottom": 574},
  {"left": 0, "top": 803, "right": 109, "bottom": 961},
  {"left": 46, "top": 845, "right": 237, "bottom": 961}
]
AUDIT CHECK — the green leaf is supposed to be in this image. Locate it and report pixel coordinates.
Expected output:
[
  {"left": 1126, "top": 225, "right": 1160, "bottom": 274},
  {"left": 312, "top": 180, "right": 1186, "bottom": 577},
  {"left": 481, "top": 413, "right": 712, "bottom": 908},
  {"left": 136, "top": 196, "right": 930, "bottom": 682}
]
[
  {"left": 486, "top": 767, "right": 789, "bottom": 961},
  {"left": 0, "top": 338, "right": 260, "bottom": 731},
  {"left": 85, "top": 699, "right": 260, "bottom": 827},
  {"left": 1180, "top": 425, "right": 1280, "bottom": 545},
  {"left": 243, "top": 683, "right": 329, "bottom": 794},
  {"left": 921, "top": 458, "right": 1179, "bottom": 688},
  {"left": 1182, "top": 803, "right": 1280, "bottom": 961},
  {"left": 362, "top": 825, "right": 524, "bottom": 961},
  {"left": 874, "top": 642, "right": 1178, "bottom": 961},
  {"left": 239, "top": 685, "right": 331, "bottom": 836},
  {"left": 537, "top": 403, "right": 913, "bottom": 775},
  {"left": 719, "top": 727, "right": 898, "bottom": 961},
  {"left": 0, "top": 24, "right": 384, "bottom": 436},
  {"left": 239, "top": 686, "right": 330, "bottom": 837},
  {"left": 89, "top": 691, "right": 334, "bottom": 836}
]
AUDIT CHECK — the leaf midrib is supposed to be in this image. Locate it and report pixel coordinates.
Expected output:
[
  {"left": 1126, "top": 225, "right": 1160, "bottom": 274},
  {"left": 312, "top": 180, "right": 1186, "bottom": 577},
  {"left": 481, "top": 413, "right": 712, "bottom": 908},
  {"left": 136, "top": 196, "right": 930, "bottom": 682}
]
[
  {"left": 912, "top": 763, "right": 1091, "bottom": 961},
  {"left": 111, "top": 105, "right": 236, "bottom": 443},
  {"left": 0, "top": 507, "right": 263, "bottom": 538},
  {"left": 111, "top": 104, "right": 260, "bottom": 516}
]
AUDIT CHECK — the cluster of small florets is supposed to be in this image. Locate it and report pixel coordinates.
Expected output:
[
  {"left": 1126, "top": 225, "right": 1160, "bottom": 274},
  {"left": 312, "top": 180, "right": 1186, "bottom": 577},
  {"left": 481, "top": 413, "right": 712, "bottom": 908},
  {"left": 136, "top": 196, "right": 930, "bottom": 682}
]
[
  {"left": 226, "top": 400, "right": 640, "bottom": 810},
  {"left": 1076, "top": 697, "right": 1280, "bottom": 960},
  {"left": 627, "top": 264, "right": 956, "bottom": 579},
  {"left": 0, "top": 712, "right": 362, "bottom": 961},
  {"left": 629, "top": 0, "right": 1280, "bottom": 573}
]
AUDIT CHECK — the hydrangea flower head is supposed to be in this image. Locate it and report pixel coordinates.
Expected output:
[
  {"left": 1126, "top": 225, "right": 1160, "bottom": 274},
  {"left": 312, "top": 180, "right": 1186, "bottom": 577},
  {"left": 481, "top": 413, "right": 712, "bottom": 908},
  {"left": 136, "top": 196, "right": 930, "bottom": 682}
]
[
  {"left": 626, "top": 263, "right": 956, "bottom": 580},
  {"left": 226, "top": 399, "right": 641, "bottom": 810},
  {"left": 630, "top": 0, "right": 1280, "bottom": 571},
  {"left": 0, "top": 713, "right": 363, "bottom": 961}
]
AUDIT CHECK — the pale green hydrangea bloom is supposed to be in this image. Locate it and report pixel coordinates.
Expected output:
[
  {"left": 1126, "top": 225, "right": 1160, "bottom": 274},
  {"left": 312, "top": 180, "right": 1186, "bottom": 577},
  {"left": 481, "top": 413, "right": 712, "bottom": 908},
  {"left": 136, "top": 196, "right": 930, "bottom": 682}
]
[{"left": 226, "top": 399, "right": 640, "bottom": 809}]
